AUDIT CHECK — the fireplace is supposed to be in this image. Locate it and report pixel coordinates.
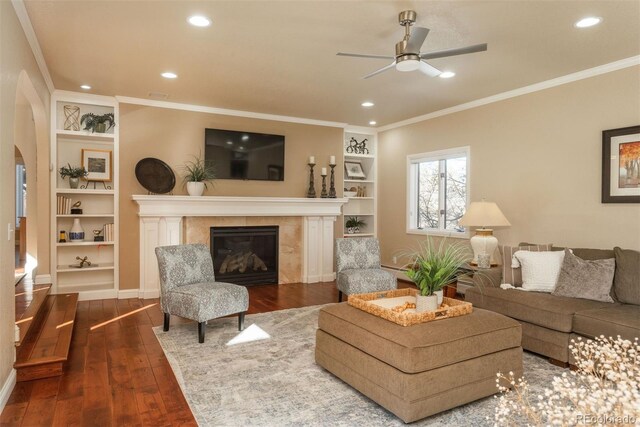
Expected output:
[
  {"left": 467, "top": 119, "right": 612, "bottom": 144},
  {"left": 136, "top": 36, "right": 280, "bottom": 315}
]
[{"left": 210, "top": 226, "right": 279, "bottom": 286}]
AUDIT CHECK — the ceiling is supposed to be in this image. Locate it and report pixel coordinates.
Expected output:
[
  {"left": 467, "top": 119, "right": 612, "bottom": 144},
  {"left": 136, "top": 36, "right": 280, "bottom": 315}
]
[{"left": 24, "top": 1, "right": 640, "bottom": 127}]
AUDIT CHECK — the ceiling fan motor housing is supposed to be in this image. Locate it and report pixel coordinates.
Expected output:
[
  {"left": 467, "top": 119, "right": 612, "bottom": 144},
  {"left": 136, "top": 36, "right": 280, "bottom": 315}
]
[{"left": 398, "top": 10, "right": 417, "bottom": 26}]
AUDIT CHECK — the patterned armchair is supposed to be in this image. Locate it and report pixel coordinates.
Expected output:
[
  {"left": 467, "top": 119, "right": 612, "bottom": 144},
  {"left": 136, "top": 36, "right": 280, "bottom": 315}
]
[
  {"left": 335, "top": 237, "right": 397, "bottom": 302},
  {"left": 155, "top": 244, "right": 249, "bottom": 343}
]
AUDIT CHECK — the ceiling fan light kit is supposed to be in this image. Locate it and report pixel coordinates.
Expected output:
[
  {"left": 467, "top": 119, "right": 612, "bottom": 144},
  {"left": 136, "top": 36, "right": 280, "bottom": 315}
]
[{"left": 337, "top": 10, "right": 487, "bottom": 80}]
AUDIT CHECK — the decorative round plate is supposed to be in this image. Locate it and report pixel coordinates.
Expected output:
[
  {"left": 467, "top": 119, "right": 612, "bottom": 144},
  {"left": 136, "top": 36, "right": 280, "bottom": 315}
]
[{"left": 135, "top": 158, "right": 176, "bottom": 194}]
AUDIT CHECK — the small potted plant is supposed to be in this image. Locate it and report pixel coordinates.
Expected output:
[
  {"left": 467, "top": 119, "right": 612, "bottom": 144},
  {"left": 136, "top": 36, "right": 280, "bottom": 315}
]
[
  {"left": 182, "top": 154, "right": 216, "bottom": 196},
  {"left": 402, "top": 237, "right": 470, "bottom": 312},
  {"left": 345, "top": 216, "right": 366, "bottom": 234},
  {"left": 80, "top": 112, "right": 116, "bottom": 133},
  {"left": 59, "top": 163, "right": 88, "bottom": 189}
]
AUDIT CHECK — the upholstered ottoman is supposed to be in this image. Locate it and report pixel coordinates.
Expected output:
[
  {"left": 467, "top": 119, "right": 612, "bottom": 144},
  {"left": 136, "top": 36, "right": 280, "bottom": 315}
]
[{"left": 315, "top": 303, "right": 523, "bottom": 423}]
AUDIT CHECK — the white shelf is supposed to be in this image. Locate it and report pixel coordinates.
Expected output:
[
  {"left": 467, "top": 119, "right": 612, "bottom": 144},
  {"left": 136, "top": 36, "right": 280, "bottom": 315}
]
[
  {"left": 57, "top": 241, "right": 114, "bottom": 247},
  {"left": 346, "top": 197, "right": 374, "bottom": 200},
  {"left": 344, "top": 233, "right": 375, "bottom": 237},
  {"left": 56, "top": 129, "right": 114, "bottom": 142},
  {"left": 57, "top": 214, "right": 114, "bottom": 218},
  {"left": 344, "top": 179, "right": 374, "bottom": 184},
  {"left": 345, "top": 153, "right": 375, "bottom": 159},
  {"left": 57, "top": 263, "right": 115, "bottom": 273},
  {"left": 56, "top": 188, "right": 114, "bottom": 195}
]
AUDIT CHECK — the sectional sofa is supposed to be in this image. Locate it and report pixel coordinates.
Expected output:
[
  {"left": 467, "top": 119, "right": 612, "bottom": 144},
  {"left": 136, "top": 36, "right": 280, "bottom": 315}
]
[{"left": 465, "top": 246, "right": 639, "bottom": 364}]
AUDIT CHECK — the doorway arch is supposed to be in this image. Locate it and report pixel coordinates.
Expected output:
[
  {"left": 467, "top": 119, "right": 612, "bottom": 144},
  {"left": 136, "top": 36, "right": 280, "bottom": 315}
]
[{"left": 14, "top": 70, "right": 49, "bottom": 281}]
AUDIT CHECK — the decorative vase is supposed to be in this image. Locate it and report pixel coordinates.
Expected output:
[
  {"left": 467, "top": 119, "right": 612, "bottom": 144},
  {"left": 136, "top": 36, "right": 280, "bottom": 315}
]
[
  {"left": 69, "top": 218, "right": 85, "bottom": 242},
  {"left": 94, "top": 122, "right": 107, "bottom": 133},
  {"left": 347, "top": 226, "right": 360, "bottom": 234},
  {"left": 434, "top": 290, "right": 444, "bottom": 305},
  {"left": 415, "top": 294, "right": 438, "bottom": 312},
  {"left": 69, "top": 177, "right": 79, "bottom": 189},
  {"left": 187, "top": 181, "right": 205, "bottom": 196}
]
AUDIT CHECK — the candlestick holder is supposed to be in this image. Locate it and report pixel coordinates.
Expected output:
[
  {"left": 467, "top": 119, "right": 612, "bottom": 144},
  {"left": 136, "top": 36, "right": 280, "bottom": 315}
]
[
  {"left": 328, "top": 164, "right": 337, "bottom": 198},
  {"left": 321, "top": 174, "right": 328, "bottom": 198},
  {"left": 306, "top": 163, "right": 317, "bottom": 198}
]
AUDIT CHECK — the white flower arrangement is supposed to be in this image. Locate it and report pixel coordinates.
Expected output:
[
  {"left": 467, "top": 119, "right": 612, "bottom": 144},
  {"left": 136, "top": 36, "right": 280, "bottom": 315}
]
[{"left": 493, "top": 336, "right": 640, "bottom": 426}]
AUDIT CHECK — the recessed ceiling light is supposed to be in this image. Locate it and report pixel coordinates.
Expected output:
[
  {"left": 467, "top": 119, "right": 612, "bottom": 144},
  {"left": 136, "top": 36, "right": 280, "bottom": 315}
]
[
  {"left": 439, "top": 71, "right": 456, "bottom": 79},
  {"left": 226, "top": 141, "right": 233, "bottom": 145},
  {"left": 161, "top": 72, "right": 178, "bottom": 79},
  {"left": 241, "top": 135, "right": 249, "bottom": 141},
  {"left": 575, "top": 17, "right": 602, "bottom": 28},
  {"left": 239, "top": 146, "right": 245, "bottom": 150},
  {"left": 188, "top": 15, "right": 211, "bottom": 27},
  {"left": 369, "top": 121, "right": 377, "bottom": 126},
  {"left": 80, "top": 84, "right": 91, "bottom": 90},
  {"left": 361, "top": 101, "right": 374, "bottom": 107}
]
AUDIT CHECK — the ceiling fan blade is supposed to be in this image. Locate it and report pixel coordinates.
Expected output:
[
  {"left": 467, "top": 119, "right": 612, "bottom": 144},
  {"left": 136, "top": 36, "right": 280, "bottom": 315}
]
[
  {"left": 405, "top": 27, "right": 430, "bottom": 53},
  {"left": 337, "top": 52, "right": 395, "bottom": 60},
  {"left": 420, "top": 43, "right": 487, "bottom": 60},
  {"left": 363, "top": 62, "right": 396, "bottom": 79},
  {"left": 419, "top": 61, "right": 441, "bottom": 77}
]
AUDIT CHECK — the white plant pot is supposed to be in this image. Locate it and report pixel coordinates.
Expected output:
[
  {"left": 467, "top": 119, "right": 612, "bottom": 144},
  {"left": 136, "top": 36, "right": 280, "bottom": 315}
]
[
  {"left": 415, "top": 294, "right": 438, "bottom": 312},
  {"left": 435, "top": 290, "right": 444, "bottom": 305},
  {"left": 187, "top": 181, "right": 205, "bottom": 196}
]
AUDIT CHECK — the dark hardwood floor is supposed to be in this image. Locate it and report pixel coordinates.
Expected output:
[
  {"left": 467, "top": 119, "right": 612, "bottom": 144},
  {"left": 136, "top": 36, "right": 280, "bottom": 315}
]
[{"left": 1, "top": 281, "right": 345, "bottom": 426}]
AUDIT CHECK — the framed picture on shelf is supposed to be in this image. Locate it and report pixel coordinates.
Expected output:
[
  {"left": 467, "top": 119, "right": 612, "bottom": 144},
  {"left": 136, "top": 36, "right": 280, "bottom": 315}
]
[
  {"left": 602, "top": 125, "right": 640, "bottom": 203},
  {"left": 344, "top": 161, "right": 366, "bottom": 179},
  {"left": 82, "top": 148, "right": 112, "bottom": 182}
]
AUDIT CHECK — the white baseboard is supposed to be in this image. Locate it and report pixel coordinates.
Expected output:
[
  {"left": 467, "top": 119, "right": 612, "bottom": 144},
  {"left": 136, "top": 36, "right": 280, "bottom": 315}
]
[
  {"left": 77, "top": 289, "right": 118, "bottom": 301},
  {"left": 34, "top": 274, "right": 52, "bottom": 285},
  {"left": 0, "top": 369, "right": 16, "bottom": 413},
  {"left": 138, "top": 289, "right": 160, "bottom": 299},
  {"left": 117, "top": 289, "right": 140, "bottom": 299}
]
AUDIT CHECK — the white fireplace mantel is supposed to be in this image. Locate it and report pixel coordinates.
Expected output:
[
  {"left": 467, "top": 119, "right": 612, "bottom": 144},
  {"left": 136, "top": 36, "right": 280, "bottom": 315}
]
[{"left": 132, "top": 195, "right": 347, "bottom": 298}]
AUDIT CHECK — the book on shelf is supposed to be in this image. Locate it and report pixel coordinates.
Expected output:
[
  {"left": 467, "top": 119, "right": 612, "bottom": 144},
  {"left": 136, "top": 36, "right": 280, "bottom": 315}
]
[
  {"left": 103, "top": 223, "right": 114, "bottom": 242},
  {"left": 56, "top": 195, "right": 72, "bottom": 215}
]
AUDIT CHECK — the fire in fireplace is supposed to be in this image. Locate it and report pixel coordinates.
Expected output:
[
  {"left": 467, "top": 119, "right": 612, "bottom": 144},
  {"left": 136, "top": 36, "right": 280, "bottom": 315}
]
[{"left": 210, "top": 226, "right": 279, "bottom": 286}]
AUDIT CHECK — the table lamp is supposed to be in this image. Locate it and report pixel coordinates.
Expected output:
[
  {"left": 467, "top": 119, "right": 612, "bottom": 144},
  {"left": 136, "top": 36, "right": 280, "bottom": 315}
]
[{"left": 458, "top": 201, "right": 511, "bottom": 265}]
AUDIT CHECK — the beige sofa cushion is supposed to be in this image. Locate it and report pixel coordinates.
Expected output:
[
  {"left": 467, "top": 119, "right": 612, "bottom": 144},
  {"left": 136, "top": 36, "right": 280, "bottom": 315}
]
[
  {"left": 465, "top": 286, "right": 615, "bottom": 332},
  {"left": 613, "top": 247, "right": 640, "bottom": 305},
  {"left": 317, "top": 303, "right": 521, "bottom": 374},
  {"left": 573, "top": 305, "right": 640, "bottom": 340}
]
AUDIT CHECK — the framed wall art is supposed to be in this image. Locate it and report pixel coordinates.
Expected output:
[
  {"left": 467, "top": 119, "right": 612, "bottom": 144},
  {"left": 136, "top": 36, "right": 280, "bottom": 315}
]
[
  {"left": 344, "top": 161, "right": 366, "bottom": 179},
  {"left": 82, "top": 148, "right": 112, "bottom": 182},
  {"left": 602, "top": 125, "right": 640, "bottom": 203}
]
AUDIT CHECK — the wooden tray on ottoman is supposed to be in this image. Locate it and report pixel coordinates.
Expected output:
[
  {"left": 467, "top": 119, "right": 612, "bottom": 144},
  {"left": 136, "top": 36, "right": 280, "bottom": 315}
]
[{"left": 347, "top": 288, "right": 472, "bottom": 327}]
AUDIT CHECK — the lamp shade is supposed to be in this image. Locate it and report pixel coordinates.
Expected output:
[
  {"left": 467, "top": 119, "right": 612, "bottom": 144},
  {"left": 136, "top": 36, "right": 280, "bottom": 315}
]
[{"left": 458, "top": 201, "right": 511, "bottom": 229}]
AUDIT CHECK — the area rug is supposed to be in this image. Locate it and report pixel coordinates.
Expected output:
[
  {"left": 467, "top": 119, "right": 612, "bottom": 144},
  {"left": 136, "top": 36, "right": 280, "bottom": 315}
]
[{"left": 153, "top": 305, "right": 564, "bottom": 426}]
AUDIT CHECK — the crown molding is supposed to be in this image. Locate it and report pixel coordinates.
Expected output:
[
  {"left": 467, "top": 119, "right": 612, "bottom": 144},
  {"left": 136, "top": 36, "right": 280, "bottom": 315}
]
[
  {"left": 11, "top": 0, "right": 55, "bottom": 94},
  {"left": 345, "top": 125, "right": 377, "bottom": 135},
  {"left": 115, "top": 96, "right": 348, "bottom": 129},
  {"left": 377, "top": 55, "right": 640, "bottom": 132}
]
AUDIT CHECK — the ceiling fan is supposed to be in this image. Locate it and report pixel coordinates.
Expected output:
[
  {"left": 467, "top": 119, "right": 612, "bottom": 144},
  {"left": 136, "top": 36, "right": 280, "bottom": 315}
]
[{"left": 337, "top": 10, "right": 487, "bottom": 79}]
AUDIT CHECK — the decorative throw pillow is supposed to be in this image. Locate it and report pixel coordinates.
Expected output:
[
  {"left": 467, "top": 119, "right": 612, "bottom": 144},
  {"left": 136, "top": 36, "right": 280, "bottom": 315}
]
[
  {"left": 500, "top": 244, "right": 552, "bottom": 286},
  {"left": 612, "top": 247, "right": 640, "bottom": 305},
  {"left": 552, "top": 249, "right": 615, "bottom": 303},
  {"left": 512, "top": 250, "right": 565, "bottom": 292}
]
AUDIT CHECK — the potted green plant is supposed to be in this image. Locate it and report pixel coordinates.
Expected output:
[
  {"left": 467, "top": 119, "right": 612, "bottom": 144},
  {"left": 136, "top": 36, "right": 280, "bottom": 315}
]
[
  {"left": 182, "top": 154, "right": 216, "bottom": 196},
  {"left": 345, "top": 216, "right": 366, "bottom": 234},
  {"left": 402, "top": 237, "right": 470, "bottom": 312},
  {"left": 80, "top": 112, "right": 115, "bottom": 133},
  {"left": 59, "top": 163, "right": 88, "bottom": 189}
]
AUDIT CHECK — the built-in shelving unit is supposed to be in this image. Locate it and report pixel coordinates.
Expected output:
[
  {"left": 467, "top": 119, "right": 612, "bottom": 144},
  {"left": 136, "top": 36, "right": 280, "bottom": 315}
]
[
  {"left": 342, "top": 130, "right": 377, "bottom": 238},
  {"left": 50, "top": 91, "right": 119, "bottom": 301}
]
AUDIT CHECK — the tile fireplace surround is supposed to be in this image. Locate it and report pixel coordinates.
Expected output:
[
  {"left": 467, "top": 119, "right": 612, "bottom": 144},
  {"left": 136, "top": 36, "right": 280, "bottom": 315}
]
[{"left": 132, "top": 196, "right": 347, "bottom": 298}]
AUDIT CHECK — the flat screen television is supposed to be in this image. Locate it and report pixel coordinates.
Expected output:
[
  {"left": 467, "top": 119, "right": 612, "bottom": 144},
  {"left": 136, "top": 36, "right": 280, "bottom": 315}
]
[{"left": 205, "top": 128, "right": 285, "bottom": 181}]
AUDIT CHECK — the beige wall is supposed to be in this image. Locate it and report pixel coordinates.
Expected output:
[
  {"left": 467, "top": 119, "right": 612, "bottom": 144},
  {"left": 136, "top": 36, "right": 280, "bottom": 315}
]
[
  {"left": 119, "top": 104, "right": 343, "bottom": 289},
  {"left": 378, "top": 66, "right": 640, "bottom": 267},
  {"left": 0, "top": 2, "right": 50, "bottom": 395}
]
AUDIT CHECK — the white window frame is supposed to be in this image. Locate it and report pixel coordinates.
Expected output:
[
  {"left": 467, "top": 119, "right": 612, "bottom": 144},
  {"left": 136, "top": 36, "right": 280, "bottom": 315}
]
[{"left": 406, "top": 146, "right": 470, "bottom": 238}]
